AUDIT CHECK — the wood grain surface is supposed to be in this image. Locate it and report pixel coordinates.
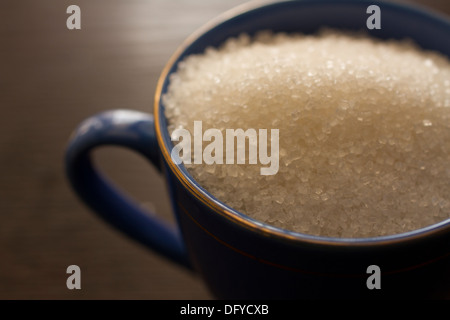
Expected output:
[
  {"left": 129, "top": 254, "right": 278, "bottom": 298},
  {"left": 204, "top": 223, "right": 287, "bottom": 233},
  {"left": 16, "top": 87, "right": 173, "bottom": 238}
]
[{"left": 1, "top": 0, "right": 449, "bottom": 300}]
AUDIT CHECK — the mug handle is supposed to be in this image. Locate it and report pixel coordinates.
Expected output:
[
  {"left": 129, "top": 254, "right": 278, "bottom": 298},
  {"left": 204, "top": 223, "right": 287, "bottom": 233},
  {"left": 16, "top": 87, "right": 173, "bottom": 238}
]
[{"left": 65, "top": 109, "right": 192, "bottom": 270}]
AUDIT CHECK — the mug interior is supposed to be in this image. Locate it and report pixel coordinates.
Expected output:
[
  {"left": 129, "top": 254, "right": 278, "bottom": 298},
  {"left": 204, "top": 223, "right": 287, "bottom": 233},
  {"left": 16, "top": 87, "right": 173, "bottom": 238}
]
[{"left": 155, "top": 0, "right": 450, "bottom": 244}]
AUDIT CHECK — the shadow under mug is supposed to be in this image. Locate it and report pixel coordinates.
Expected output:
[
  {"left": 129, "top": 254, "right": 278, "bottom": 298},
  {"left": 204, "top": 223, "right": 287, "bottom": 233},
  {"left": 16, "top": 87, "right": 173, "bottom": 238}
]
[{"left": 65, "top": 0, "right": 450, "bottom": 299}]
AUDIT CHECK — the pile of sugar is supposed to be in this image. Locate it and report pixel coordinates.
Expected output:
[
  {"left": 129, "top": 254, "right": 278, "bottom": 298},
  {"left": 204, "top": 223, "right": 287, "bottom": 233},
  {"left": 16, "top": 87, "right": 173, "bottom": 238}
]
[{"left": 163, "top": 30, "right": 450, "bottom": 238}]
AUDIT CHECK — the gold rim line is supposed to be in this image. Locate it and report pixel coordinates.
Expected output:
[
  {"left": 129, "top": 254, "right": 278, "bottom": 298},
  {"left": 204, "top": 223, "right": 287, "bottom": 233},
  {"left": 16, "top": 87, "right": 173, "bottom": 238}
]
[
  {"left": 178, "top": 200, "right": 450, "bottom": 277},
  {"left": 152, "top": 0, "right": 450, "bottom": 247}
]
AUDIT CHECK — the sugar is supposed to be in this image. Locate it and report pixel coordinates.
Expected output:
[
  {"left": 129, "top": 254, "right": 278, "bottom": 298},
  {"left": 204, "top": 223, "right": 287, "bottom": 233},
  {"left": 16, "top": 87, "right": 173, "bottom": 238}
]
[{"left": 163, "top": 29, "right": 450, "bottom": 238}]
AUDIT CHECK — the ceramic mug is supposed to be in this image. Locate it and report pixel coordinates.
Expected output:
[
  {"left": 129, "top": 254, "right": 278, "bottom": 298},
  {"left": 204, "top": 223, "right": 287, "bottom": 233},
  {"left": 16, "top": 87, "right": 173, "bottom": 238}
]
[{"left": 65, "top": 0, "right": 450, "bottom": 299}]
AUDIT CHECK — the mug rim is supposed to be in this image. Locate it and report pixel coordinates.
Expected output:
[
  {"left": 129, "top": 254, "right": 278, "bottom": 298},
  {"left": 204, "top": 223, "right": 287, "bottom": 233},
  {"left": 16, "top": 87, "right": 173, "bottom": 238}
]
[{"left": 154, "top": 0, "right": 450, "bottom": 247}]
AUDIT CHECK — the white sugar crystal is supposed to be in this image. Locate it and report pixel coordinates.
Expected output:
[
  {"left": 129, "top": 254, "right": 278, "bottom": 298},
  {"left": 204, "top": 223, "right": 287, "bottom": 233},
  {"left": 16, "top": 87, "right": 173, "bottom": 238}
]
[
  {"left": 164, "top": 29, "right": 450, "bottom": 238},
  {"left": 423, "top": 119, "right": 433, "bottom": 127}
]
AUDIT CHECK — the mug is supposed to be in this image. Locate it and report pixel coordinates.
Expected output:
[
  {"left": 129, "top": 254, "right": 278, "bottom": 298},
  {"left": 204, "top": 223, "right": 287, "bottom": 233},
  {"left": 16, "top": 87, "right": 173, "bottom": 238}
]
[{"left": 65, "top": 0, "right": 450, "bottom": 299}]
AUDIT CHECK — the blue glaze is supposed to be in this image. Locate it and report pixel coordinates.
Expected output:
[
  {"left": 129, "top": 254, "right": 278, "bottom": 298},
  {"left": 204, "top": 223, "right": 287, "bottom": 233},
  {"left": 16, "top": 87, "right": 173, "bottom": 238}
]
[
  {"left": 65, "top": 110, "right": 191, "bottom": 269},
  {"left": 66, "top": 0, "right": 450, "bottom": 298}
]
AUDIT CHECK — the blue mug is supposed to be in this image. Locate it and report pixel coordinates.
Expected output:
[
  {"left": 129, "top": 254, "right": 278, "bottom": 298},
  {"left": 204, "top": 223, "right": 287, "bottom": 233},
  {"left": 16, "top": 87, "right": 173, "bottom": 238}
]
[{"left": 65, "top": 0, "right": 450, "bottom": 299}]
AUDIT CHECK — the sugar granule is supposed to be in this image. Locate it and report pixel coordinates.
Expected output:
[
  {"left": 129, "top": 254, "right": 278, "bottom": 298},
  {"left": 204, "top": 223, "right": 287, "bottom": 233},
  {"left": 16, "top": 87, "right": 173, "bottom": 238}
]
[{"left": 163, "top": 30, "right": 450, "bottom": 238}]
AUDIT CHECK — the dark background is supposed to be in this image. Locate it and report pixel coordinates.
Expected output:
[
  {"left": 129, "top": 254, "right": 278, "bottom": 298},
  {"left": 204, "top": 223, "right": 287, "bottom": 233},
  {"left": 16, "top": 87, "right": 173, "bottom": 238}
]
[{"left": 1, "top": 0, "right": 449, "bottom": 299}]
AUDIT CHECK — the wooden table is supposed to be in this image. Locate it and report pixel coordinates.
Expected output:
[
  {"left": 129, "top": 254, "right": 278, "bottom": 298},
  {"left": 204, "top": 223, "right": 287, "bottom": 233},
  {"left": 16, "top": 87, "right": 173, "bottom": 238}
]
[{"left": 1, "top": 0, "right": 449, "bottom": 299}]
